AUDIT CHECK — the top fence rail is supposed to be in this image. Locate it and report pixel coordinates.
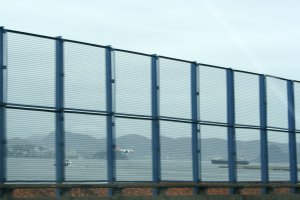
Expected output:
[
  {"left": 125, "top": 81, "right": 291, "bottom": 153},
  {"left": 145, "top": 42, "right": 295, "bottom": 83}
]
[{"left": 6, "top": 28, "right": 298, "bottom": 81}]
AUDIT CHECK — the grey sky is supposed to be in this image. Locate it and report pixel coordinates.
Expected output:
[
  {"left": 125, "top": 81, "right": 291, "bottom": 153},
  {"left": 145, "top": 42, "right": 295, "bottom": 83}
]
[{"left": 1, "top": 0, "right": 299, "bottom": 80}]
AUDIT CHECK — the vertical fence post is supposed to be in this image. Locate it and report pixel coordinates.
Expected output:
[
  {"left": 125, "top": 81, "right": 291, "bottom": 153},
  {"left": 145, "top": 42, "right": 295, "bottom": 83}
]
[
  {"left": 55, "top": 36, "right": 65, "bottom": 197},
  {"left": 191, "top": 62, "right": 200, "bottom": 194},
  {"left": 0, "top": 27, "right": 6, "bottom": 196},
  {"left": 259, "top": 75, "right": 269, "bottom": 194},
  {"left": 287, "top": 80, "right": 298, "bottom": 193},
  {"left": 226, "top": 69, "right": 237, "bottom": 194},
  {"left": 152, "top": 55, "right": 161, "bottom": 196},
  {"left": 106, "top": 46, "right": 116, "bottom": 196}
]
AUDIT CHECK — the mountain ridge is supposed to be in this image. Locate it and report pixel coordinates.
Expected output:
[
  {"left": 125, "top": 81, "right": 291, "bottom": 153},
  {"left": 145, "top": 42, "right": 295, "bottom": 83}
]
[{"left": 8, "top": 132, "right": 300, "bottom": 162}]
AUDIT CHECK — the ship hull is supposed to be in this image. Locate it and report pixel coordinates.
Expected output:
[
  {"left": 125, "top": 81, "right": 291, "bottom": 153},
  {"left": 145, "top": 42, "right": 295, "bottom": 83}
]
[{"left": 211, "top": 160, "right": 249, "bottom": 165}]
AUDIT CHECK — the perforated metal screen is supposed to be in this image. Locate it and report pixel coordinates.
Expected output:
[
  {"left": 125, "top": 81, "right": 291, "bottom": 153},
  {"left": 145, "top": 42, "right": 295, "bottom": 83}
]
[
  {"left": 6, "top": 32, "right": 55, "bottom": 107},
  {"left": 234, "top": 72, "right": 260, "bottom": 126},
  {"left": 295, "top": 83, "right": 300, "bottom": 181},
  {"left": 115, "top": 118, "right": 152, "bottom": 181},
  {"left": 160, "top": 59, "right": 191, "bottom": 119},
  {"left": 295, "top": 83, "right": 300, "bottom": 130},
  {"left": 268, "top": 131, "right": 289, "bottom": 181},
  {"left": 64, "top": 113, "right": 107, "bottom": 181},
  {"left": 236, "top": 128, "right": 260, "bottom": 181},
  {"left": 115, "top": 51, "right": 151, "bottom": 116},
  {"left": 64, "top": 42, "right": 106, "bottom": 111},
  {"left": 160, "top": 121, "right": 192, "bottom": 181},
  {"left": 1, "top": 29, "right": 299, "bottom": 185},
  {"left": 267, "top": 77, "right": 288, "bottom": 129},
  {"left": 297, "top": 132, "right": 300, "bottom": 182},
  {"left": 199, "top": 66, "right": 227, "bottom": 123},
  {"left": 200, "top": 125, "right": 228, "bottom": 181},
  {"left": 6, "top": 109, "right": 55, "bottom": 181}
]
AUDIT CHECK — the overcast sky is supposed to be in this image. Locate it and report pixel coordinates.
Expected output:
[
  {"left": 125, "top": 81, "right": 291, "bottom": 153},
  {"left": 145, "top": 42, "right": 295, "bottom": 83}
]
[{"left": 1, "top": 0, "right": 299, "bottom": 80}]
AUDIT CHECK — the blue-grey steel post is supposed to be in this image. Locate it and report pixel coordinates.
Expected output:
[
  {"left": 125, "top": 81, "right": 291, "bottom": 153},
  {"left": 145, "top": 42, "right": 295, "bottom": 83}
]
[
  {"left": 259, "top": 75, "right": 269, "bottom": 194},
  {"left": 287, "top": 80, "right": 298, "bottom": 193},
  {"left": 106, "top": 46, "right": 116, "bottom": 196},
  {"left": 226, "top": 69, "right": 237, "bottom": 194},
  {"left": 0, "top": 27, "right": 6, "bottom": 193},
  {"left": 55, "top": 36, "right": 65, "bottom": 197},
  {"left": 152, "top": 55, "right": 161, "bottom": 196},
  {"left": 191, "top": 62, "right": 200, "bottom": 194}
]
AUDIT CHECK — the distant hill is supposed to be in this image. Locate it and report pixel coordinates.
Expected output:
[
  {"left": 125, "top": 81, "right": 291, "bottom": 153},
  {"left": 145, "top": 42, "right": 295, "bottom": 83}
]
[
  {"left": 8, "top": 132, "right": 300, "bottom": 162},
  {"left": 116, "top": 134, "right": 151, "bottom": 159},
  {"left": 41, "top": 132, "right": 106, "bottom": 152},
  {"left": 8, "top": 137, "right": 33, "bottom": 145}
]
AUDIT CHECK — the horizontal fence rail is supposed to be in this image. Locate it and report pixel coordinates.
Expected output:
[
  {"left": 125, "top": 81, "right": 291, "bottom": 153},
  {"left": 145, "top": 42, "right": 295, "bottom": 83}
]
[
  {"left": 0, "top": 27, "right": 300, "bottom": 197},
  {"left": 1, "top": 182, "right": 300, "bottom": 198}
]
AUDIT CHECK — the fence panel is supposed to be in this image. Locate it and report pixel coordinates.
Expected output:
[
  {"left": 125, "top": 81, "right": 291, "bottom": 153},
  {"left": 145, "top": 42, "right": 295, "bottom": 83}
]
[
  {"left": 268, "top": 130, "right": 289, "bottom": 181},
  {"left": 199, "top": 66, "right": 227, "bottom": 123},
  {"left": 297, "top": 132, "right": 300, "bottom": 182},
  {"left": 6, "top": 109, "right": 55, "bottom": 181},
  {"left": 295, "top": 82, "right": 300, "bottom": 182},
  {"left": 6, "top": 33, "right": 55, "bottom": 107},
  {"left": 200, "top": 125, "right": 228, "bottom": 181},
  {"left": 295, "top": 83, "right": 300, "bottom": 130},
  {"left": 160, "top": 59, "right": 191, "bottom": 119},
  {"left": 64, "top": 42, "right": 106, "bottom": 111},
  {"left": 236, "top": 128, "right": 260, "bottom": 181},
  {"left": 115, "top": 51, "right": 151, "bottom": 116},
  {"left": 266, "top": 77, "right": 288, "bottom": 129},
  {"left": 234, "top": 72, "right": 260, "bottom": 126},
  {"left": 160, "top": 121, "right": 192, "bottom": 181},
  {"left": 64, "top": 113, "right": 107, "bottom": 181},
  {"left": 115, "top": 118, "right": 152, "bottom": 181}
]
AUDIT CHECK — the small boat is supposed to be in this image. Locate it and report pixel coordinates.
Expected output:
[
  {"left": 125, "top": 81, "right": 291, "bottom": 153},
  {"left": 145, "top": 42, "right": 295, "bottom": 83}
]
[
  {"left": 211, "top": 156, "right": 249, "bottom": 165},
  {"left": 53, "top": 160, "right": 72, "bottom": 167}
]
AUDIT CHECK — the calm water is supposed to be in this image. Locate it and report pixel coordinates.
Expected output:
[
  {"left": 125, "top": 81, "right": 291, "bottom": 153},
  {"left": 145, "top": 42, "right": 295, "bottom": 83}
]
[{"left": 6, "top": 158, "right": 291, "bottom": 182}]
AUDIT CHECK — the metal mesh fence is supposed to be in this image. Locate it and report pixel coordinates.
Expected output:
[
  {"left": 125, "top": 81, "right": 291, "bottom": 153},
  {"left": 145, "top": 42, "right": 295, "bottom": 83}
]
[
  {"left": 295, "top": 82, "right": 300, "bottom": 130},
  {"left": 6, "top": 32, "right": 55, "bottom": 107},
  {"left": 200, "top": 125, "right": 228, "bottom": 181},
  {"left": 234, "top": 72, "right": 260, "bottom": 126},
  {"left": 0, "top": 29, "right": 299, "bottom": 185},
  {"left": 236, "top": 128, "right": 260, "bottom": 181},
  {"left": 6, "top": 109, "right": 55, "bottom": 181},
  {"left": 199, "top": 66, "right": 227, "bottom": 123},
  {"left": 297, "top": 132, "right": 300, "bottom": 182},
  {"left": 160, "top": 121, "right": 192, "bottom": 181},
  {"left": 64, "top": 113, "right": 107, "bottom": 181},
  {"left": 64, "top": 42, "right": 106, "bottom": 111},
  {"left": 115, "top": 51, "right": 151, "bottom": 116},
  {"left": 266, "top": 77, "right": 288, "bottom": 129},
  {"left": 268, "top": 130, "right": 290, "bottom": 181},
  {"left": 115, "top": 117, "right": 152, "bottom": 181},
  {"left": 295, "top": 83, "right": 300, "bottom": 182},
  {"left": 160, "top": 59, "right": 191, "bottom": 119}
]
